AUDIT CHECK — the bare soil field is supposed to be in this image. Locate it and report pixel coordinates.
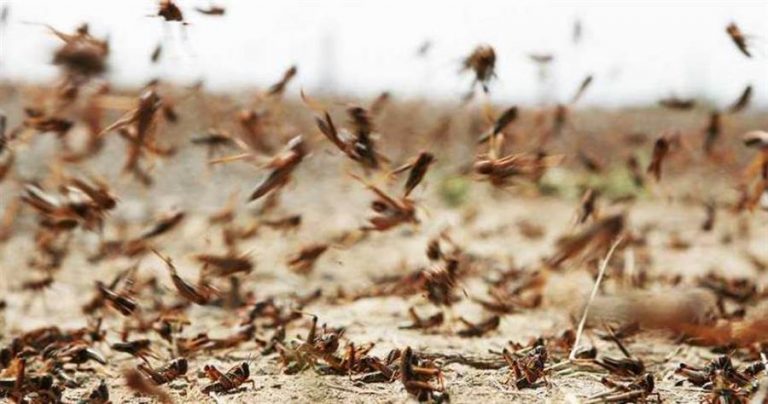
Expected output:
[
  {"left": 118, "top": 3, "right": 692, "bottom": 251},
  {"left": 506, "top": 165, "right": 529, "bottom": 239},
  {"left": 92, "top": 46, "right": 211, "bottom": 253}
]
[{"left": 1, "top": 81, "right": 767, "bottom": 403}]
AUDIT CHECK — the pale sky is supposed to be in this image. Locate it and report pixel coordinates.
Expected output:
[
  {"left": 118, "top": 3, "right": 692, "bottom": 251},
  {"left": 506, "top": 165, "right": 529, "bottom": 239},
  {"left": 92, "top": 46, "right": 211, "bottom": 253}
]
[{"left": 0, "top": 0, "right": 766, "bottom": 106}]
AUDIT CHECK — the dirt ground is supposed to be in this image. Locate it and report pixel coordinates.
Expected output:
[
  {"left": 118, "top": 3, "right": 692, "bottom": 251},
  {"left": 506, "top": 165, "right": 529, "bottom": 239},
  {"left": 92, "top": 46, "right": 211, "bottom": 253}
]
[{"left": 1, "top": 88, "right": 767, "bottom": 403}]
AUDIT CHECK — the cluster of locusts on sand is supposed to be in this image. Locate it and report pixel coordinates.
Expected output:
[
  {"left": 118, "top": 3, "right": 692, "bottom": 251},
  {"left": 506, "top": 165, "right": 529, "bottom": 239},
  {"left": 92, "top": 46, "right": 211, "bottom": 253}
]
[{"left": 0, "top": 1, "right": 767, "bottom": 403}]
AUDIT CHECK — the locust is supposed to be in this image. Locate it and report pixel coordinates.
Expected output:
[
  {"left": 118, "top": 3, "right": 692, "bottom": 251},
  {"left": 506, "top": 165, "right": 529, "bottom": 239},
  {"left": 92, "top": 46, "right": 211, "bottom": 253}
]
[
  {"left": 81, "top": 379, "right": 110, "bottom": 404},
  {"left": 659, "top": 96, "right": 695, "bottom": 110},
  {"left": 123, "top": 368, "right": 172, "bottom": 403},
  {"left": 307, "top": 96, "right": 386, "bottom": 171},
  {"left": 570, "top": 74, "right": 593, "bottom": 104},
  {"left": 43, "top": 343, "right": 107, "bottom": 368},
  {"left": 503, "top": 345, "right": 548, "bottom": 389},
  {"left": 588, "top": 373, "right": 658, "bottom": 403},
  {"left": 703, "top": 111, "right": 721, "bottom": 156},
  {"left": 399, "top": 346, "right": 446, "bottom": 401},
  {"left": 726, "top": 22, "right": 751, "bottom": 58},
  {"left": 46, "top": 23, "right": 109, "bottom": 78},
  {"left": 389, "top": 151, "right": 435, "bottom": 197},
  {"left": 457, "top": 315, "right": 501, "bottom": 337},
  {"left": 423, "top": 258, "right": 462, "bottom": 307},
  {"left": 157, "top": 0, "right": 184, "bottom": 23},
  {"left": 369, "top": 91, "right": 391, "bottom": 116},
  {"left": 547, "top": 214, "right": 624, "bottom": 268},
  {"left": 247, "top": 135, "right": 306, "bottom": 202},
  {"left": 593, "top": 327, "right": 645, "bottom": 377},
  {"left": 267, "top": 65, "right": 298, "bottom": 97},
  {"left": 729, "top": 84, "right": 752, "bottom": 113},
  {"left": 150, "top": 43, "right": 162, "bottom": 63},
  {"left": 96, "top": 281, "right": 138, "bottom": 316},
  {"left": 137, "top": 358, "right": 188, "bottom": 385},
  {"left": 575, "top": 188, "right": 599, "bottom": 225},
  {"left": 100, "top": 88, "right": 175, "bottom": 184},
  {"left": 196, "top": 5, "right": 225, "bottom": 16},
  {"left": 201, "top": 362, "right": 255, "bottom": 394},
  {"left": 262, "top": 214, "right": 302, "bottom": 231},
  {"left": 154, "top": 249, "right": 218, "bottom": 305},
  {"left": 476, "top": 106, "right": 518, "bottom": 144},
  {"left": 462, "top": 44, "right": 496, "bottom": 93},
  {"left": 139, "top": 209, "right": 185, "bottom": 240},
  {"left": 205, "top": 325, "right": 256, "bottom": 351},
  {"left": 399, "top": 307, "right": 444, "bottom": 330},
  {"left": 191, "top": 130, "right": 236, "bottom": 158},
  {"left": 287, "top": 243, "right": 329, "bottom": 275},
  {"left": 354, "top": 175, "right": 418, "bottom": 232},
  {"left": 196, "top": 253, "right": 254, "bottom": 277},
  {"left": 474, "top": 133, "right": 564, "bottom": 187},
  {"left": 111, "top": 339, "right": 156, "bottom": 364}
]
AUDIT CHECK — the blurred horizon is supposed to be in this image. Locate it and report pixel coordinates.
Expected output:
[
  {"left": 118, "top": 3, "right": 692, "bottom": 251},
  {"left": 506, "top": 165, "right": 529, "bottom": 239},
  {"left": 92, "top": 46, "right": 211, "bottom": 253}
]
[{"left": 0, "top": 0, "right": 766, "bottom": 107}]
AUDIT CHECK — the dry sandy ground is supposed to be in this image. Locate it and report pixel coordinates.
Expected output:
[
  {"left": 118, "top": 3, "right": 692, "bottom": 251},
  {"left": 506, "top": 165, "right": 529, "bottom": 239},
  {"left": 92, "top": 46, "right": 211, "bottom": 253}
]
[
  {"left": 2, "top": 161, "right": 766, "bottom": 403},
  {"left": 0, "top": 95, "right": 767, "bottom": 403}
]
